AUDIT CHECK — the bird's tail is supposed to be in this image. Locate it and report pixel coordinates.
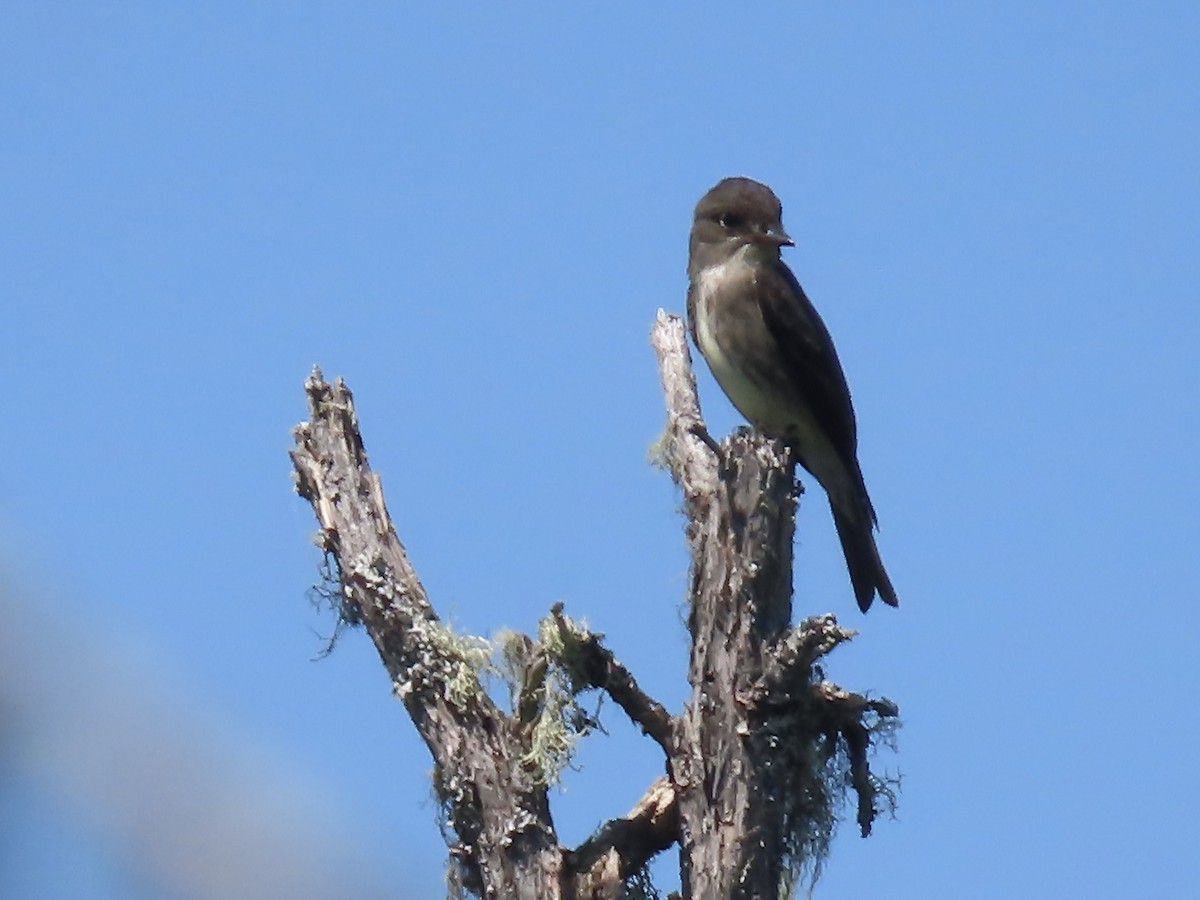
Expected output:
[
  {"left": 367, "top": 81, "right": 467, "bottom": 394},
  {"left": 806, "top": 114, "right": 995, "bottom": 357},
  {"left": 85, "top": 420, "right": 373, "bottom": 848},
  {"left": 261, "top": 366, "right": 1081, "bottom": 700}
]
[{"left": 831, "top": 502, "right": 898, "bottom": 612}]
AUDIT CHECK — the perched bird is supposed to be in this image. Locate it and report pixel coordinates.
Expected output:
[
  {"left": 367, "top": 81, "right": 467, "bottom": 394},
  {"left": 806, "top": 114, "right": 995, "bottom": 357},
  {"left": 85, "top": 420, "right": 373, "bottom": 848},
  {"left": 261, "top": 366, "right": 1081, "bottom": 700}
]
[{"left": 686, "top": 176, "right": 897, "bottom": 612}]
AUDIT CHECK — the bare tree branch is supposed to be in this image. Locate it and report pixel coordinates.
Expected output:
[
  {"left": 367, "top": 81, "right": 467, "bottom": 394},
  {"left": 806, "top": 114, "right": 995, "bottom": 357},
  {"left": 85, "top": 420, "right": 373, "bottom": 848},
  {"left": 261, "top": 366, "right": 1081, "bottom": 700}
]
[
  {"left": 290, "top": 370, "right": 563, "bottom": 900},
  {"left": 567, "top": 776, "right": 679, "bottom": 899},
  {"left": 649, "top": 309, "right": 720, "bottom": 508},
  {"left": 549, "top": 602, "right": 673, "bottom": 752},
  {"left": 756, "top": 614, "right": 860, "bottom": 701},
  {"left": 290, "top": 309, "right": 899, "bottom": 899},
  {"left": 813, "top": 682, "right": 900, "bottom": 838}
]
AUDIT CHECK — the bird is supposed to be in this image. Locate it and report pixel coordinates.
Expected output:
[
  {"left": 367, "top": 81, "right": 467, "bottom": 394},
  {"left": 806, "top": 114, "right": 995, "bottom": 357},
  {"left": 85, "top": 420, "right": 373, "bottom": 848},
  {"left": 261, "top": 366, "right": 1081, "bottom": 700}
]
[{"left": 686, "top": 176, "right": 897, "bottom": 612}]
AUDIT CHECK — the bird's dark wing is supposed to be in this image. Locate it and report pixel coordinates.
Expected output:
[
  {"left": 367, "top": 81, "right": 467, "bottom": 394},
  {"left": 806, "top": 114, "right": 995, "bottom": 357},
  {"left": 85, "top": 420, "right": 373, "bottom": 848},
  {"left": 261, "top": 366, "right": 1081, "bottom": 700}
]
[
  {"left": 685, "top": 282, "right": 700, "bottom": 348},
  {"left": 754, "top": 261, "right": 860, "bottom": 467}
]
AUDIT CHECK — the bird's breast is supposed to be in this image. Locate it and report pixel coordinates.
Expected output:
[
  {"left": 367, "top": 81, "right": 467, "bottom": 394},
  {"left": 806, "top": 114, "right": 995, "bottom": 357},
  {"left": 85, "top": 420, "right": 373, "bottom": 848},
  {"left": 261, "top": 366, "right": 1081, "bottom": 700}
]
[
  {"left": 690, "top": 249, "right": 855, "bottom": 509},
  {"left": 692, "top": 254, "right": 793, "bottom": 429}
]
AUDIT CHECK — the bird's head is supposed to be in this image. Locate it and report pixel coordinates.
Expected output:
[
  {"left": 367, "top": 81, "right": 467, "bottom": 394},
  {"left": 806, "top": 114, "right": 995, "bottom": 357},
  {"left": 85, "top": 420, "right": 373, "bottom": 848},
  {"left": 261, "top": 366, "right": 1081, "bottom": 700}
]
[{"left": 690, "top": 177, "right": 793, "bottom": 261}]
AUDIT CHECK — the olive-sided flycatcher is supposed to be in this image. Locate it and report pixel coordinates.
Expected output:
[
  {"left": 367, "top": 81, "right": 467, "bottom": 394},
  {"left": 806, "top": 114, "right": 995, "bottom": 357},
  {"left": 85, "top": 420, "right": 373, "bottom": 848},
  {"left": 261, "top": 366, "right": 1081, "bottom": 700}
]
[{"left": 686, "top": 176, "right": 897, "bottom": 612}]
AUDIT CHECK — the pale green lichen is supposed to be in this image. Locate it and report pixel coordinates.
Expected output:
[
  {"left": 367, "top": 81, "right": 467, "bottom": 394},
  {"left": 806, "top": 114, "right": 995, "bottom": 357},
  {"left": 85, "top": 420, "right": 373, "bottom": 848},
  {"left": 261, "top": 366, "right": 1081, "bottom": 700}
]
[
  {"left": 521, "top": 679, "right": 579, "bottom": 784},
  {"left": 646, "top": 428, "right": 676, "bottom": 476},
  {"left": 510, "top": 608, "right": 600, "bottom": 786},
  {"left": 395, "top": 616, "right": 494, "bottom": 710}
]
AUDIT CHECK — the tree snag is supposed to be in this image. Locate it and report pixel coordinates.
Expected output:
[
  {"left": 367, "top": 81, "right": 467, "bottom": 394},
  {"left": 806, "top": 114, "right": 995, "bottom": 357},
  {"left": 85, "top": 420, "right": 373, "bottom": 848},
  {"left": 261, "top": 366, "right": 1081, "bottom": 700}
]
[{"left": 289, "top": 310, "right": 898, "bottom": 899}]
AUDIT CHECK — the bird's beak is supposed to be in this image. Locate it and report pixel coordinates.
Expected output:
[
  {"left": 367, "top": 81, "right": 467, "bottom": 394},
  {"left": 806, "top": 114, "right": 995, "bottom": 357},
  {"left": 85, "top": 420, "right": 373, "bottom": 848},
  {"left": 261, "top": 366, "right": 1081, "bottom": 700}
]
[{"left": 754, "top": 226, "right": 793, "bottom": 248}]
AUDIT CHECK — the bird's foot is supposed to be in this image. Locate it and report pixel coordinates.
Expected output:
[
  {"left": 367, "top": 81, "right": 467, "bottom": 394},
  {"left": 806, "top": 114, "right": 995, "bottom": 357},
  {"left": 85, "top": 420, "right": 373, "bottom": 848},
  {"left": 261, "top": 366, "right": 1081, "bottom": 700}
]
[{"left": 687, "top": 422, "right": 725, "bottom": 468}]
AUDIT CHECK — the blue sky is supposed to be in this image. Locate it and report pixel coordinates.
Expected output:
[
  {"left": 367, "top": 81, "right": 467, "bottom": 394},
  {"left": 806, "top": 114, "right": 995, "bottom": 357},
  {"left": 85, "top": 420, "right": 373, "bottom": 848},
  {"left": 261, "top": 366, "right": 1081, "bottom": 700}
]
[{"left": 2, "top": 3, "right": 1198, "bottom": 897}]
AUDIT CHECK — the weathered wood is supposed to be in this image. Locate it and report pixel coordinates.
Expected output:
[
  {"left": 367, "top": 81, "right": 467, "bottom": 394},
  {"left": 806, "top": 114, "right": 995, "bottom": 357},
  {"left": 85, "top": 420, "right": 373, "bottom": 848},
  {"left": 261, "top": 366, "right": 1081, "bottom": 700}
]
[
  {"left": 653, "top": 313, "right": 794, "bottom": 898},
  {"left": 290, "top": 372, "right": 562, "bottom": 899}
]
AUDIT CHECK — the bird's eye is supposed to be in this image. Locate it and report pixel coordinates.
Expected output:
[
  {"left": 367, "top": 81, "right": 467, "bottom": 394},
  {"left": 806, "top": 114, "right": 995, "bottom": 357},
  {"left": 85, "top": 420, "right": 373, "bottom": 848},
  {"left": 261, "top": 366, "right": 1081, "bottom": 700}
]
[{"left": 718, "top": 213, "right": 744, "bottom": 230}]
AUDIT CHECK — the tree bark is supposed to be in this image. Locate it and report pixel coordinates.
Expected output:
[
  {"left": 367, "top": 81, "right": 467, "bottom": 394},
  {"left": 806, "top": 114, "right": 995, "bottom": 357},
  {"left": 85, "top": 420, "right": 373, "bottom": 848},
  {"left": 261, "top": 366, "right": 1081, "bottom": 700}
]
[{"left": 667, "top": 434, "right": 796, "bottom": 897}]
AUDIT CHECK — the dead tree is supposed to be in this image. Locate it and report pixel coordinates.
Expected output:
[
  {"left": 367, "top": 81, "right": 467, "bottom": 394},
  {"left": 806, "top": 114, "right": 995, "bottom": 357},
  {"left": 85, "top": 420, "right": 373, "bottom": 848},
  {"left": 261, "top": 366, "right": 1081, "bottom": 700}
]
[{"left": 289, "top": 311, "right": 898, "bottom": 899}]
